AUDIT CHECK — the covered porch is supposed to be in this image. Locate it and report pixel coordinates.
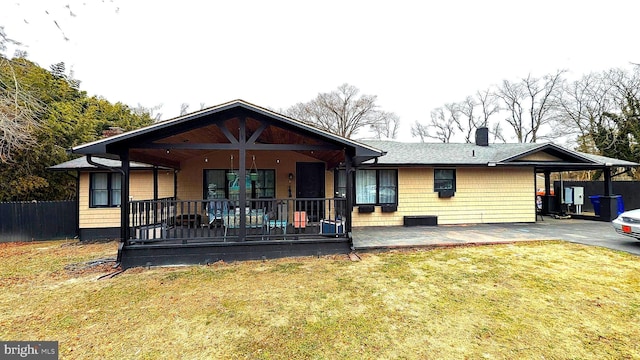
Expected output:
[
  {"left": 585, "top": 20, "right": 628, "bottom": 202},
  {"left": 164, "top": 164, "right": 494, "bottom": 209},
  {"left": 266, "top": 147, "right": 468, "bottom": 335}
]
[{"left": 71, "top": 100, "right": 383, "bottom": 268}]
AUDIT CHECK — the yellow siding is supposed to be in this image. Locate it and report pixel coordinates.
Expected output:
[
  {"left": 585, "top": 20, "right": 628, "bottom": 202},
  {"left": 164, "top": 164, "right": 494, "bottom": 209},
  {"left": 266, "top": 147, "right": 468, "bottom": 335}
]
[
  {"left": 352, "top": 167, "right": 536, "bottom": 227},
  {"left": 80, "top": 162, "right": 535, "bottom": 228},
  {"left": 177, "top": 150, "right": 333, "bottom": 201},
  {"left": 79, "top": 170, "right": 175, "bottom": 229},
  {"left": 519, "top": 151, "right": 562, "bottom": 161}
]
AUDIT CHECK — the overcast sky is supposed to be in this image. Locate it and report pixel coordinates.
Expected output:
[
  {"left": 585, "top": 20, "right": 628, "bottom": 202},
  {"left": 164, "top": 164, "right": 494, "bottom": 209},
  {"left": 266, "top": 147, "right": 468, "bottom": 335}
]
[{"left": 2, "top": 0, "right": 638, "bottom": 142}]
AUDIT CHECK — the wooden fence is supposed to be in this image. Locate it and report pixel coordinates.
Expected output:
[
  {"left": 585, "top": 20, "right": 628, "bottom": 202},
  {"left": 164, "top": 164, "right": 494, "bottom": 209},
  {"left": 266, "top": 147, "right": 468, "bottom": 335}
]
[
  {"left": 553, "top": 181, "right": 640, "bottom": 213},
  {"left": 0, "top": 201, "right": 77, "bottom": 242}
]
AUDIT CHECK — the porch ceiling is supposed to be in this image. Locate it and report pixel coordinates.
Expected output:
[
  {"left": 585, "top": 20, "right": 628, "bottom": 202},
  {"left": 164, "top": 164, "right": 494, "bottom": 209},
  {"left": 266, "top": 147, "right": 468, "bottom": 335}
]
[{"left": 127, "top": 116, "right": 346, "bottom": 169}]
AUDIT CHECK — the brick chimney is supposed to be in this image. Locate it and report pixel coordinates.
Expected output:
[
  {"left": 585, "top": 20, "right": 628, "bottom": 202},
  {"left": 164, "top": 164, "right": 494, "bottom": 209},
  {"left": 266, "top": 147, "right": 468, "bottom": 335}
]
[
  {"left": 475, "top": 127, "right": 489, "bottom": 146},
  {"left": 102, "top": 126, "right": 124, "bottom": 138}
]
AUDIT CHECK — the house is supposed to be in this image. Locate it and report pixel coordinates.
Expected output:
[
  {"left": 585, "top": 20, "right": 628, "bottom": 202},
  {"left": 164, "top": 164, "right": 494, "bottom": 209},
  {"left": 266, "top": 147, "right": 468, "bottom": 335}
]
[{"left": 53, "top": 100, "right": 637, "bottom": 268}]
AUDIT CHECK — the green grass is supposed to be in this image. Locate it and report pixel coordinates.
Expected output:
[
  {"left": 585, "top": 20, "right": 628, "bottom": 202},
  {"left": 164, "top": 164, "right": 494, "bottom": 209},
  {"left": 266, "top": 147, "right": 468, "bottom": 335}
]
[{"left": 1, "top": 240, "right": 640, "bottom": 359}]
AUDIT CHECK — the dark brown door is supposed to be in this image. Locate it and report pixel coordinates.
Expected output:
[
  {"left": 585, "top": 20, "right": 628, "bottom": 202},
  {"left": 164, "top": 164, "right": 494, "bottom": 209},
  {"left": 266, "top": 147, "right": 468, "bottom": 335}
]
[{"left": 296, "top": 162, "right": 325, "bottom": 222}]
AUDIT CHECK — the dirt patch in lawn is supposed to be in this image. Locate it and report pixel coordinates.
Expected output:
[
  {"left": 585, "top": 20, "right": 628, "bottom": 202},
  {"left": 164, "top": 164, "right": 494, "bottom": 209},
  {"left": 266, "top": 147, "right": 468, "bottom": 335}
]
[{"left": 0, "top": 240, "right": 118, "bottom": 285}]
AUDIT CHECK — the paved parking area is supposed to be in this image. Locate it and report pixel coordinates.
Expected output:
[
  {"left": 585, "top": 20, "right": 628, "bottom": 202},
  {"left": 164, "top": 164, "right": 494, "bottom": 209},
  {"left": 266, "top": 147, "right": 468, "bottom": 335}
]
[{"left": 352, "top": 216, "right": 640, "bottom": 256}]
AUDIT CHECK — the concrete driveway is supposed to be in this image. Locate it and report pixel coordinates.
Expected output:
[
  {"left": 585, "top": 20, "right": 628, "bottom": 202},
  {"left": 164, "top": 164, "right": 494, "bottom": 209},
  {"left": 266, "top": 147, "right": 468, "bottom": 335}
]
[{"left": 352, "top": 216, "right": 640, "bottom": 256}]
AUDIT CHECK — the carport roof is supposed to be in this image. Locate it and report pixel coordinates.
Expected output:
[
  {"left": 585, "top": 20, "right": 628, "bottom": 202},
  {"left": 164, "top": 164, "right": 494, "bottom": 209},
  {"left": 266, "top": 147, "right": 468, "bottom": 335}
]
[{"left": 361, "top": 140, "right": 638, "bottom": 170}]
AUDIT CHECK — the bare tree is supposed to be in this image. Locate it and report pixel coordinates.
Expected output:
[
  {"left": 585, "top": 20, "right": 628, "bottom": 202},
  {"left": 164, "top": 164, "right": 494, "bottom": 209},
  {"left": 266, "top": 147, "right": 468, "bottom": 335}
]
[
  {"left": 491, "top": 121, "right": 507, "bottom": 143},
  {"left": 410, "top": 120, "right": 429, "bottom": 142},
  {"left": 428, "top": 88, "right": 502, "bottom": 144},
  {"left": 556, "top": 72, "right": 614, "bottom": 150},
  {"left": 6, "top": 1, "right": 120, "bottom": 43},
  {"left": 414, "top": 107, "right": 459, "bottom": 143},
  {"left": 286, "top": 83, "right": 400, "bottom": 139},
  {"left": 596, "top": 66, "right": 640, "bottom": 157},
  {"left": 411, "top": 105, "right": 460, "bottom": 143},
  {"left": 133, "top": 103, "right": 163, "bottom": 123},
  {"left": 432, "top": 106, "right": 459, "bottom": 143},
  {"left": 0, "top": 57, "right": 43, "bottom": 162},
  {"left": 495, "top": 70, "right": 565, "bottom": 142},
  {"left": 0, "top": 26, "right": 21, "bottom": 53},
  {"left": 476, "top": 89, "right": 500, "bottom": 126},
  {"left": 496, "top": 78, "right": 526, "bottom": 142},
  {"left": 179, "top": 103, "right": 189, "bottom": 116},
  {"left": 456, "top": 96, "right": 477, "bottom": 143},
  {"left": 452, "top": 89, "right": 502, "bottom": 143},
  {"left": 370, "top": 111, "right": 400, "bottom": 139}
]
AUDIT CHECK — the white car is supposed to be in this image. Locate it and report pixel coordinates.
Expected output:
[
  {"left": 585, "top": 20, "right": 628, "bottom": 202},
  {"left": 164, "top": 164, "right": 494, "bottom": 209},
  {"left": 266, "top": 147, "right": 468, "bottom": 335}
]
[{"left": 612, "top": 209, "right": 640, "bottom": 240}]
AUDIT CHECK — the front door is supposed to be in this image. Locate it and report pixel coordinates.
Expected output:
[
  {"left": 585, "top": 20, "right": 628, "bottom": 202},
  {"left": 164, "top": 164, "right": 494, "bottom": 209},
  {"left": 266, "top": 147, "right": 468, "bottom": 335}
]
[{"left": 296, "top": 162, "right": 325, "bottom": 222}]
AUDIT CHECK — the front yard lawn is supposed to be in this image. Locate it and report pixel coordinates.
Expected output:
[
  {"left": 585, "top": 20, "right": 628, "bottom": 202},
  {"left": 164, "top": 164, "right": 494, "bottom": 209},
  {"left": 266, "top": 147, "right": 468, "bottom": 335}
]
[{"left": 1, "top": 240, "right": 639, "bottom": 359}]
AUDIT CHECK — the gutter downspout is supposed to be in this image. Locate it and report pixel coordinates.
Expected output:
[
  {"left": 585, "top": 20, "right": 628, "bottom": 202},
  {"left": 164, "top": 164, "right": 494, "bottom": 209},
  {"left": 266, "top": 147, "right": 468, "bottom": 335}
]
[{"left": 86, "top": 155, "right": 125, "bottom": 176}]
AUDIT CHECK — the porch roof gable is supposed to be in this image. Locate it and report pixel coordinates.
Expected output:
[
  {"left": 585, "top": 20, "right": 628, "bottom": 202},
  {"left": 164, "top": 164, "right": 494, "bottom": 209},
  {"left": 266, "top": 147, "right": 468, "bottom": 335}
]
[{"left": 71, "top": 99, "right": 384, "bottom": 167}]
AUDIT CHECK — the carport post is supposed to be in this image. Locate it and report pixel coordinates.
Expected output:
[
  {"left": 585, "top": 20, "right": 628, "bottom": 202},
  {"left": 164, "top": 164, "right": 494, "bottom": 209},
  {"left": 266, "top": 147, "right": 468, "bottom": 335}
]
[
  {"left": 603, "top": 167, "right": 613, "bottom": 196},
  {"left": 599, "top": 167, "right": 618, "bottom": 221},
  {"left": 542, "top": 170, "right": 554, "bottom": 214},
  {"left": 544, "top": 171, "right": 551, "bottom": 196}
]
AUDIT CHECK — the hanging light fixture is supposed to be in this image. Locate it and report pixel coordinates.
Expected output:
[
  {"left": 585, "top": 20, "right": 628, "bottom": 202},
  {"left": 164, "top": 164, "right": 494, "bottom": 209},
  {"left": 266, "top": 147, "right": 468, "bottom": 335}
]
[
  {"left": 227, "top": 155, "right": 236, "bottom": 181},
  {"left": 249, "top": 155, "right": 259, "bottom": 182}
]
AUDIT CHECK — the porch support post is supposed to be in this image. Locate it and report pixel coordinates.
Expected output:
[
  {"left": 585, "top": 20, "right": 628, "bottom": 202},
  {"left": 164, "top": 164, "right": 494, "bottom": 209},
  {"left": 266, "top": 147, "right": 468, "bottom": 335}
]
[
  {"left": 344, "top": 150, "right": 354, "bottom": 236},
  {"left": 120, "top": 151, "right": 131, "bottom": 243},
  {"left": 173, "top": 170, "right": 178, "bottom": 199},
  {"left": 238, "top": 117, "right": 247, "bottom": 240},
  {"left": 153, "top": 166, "right": 159, "bottom": 223},
  {"left": 153, "top": 166, "right": 159, "bottom": 201}
]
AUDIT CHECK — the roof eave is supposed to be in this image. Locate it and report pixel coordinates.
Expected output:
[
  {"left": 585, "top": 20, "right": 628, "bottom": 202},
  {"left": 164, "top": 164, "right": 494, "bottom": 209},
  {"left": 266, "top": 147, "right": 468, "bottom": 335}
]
[{"left": 498, "top": 143, "right": 598, "bottom": 164}]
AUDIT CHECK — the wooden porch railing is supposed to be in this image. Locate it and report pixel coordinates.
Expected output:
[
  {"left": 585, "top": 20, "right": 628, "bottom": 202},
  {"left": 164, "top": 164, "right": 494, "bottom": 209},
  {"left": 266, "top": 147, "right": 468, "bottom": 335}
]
[{"left": 128, "top": 197, "right": 348, "bottom": 245}]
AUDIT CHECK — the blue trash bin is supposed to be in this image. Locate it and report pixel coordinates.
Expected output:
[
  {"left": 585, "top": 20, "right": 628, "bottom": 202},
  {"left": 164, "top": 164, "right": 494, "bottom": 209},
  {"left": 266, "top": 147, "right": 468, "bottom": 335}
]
[
  {"left": 589, "top": 195, "right": 600, "bottom": 216},
  {"left": 614, "top": 195, "right": 624, "bottom": 216}
]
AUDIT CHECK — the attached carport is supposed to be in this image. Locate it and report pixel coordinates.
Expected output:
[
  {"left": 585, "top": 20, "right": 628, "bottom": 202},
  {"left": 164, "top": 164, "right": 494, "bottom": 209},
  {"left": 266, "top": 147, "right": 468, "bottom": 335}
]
[{"left": 497, "top": 144, "right": 639, "bottom": 221}]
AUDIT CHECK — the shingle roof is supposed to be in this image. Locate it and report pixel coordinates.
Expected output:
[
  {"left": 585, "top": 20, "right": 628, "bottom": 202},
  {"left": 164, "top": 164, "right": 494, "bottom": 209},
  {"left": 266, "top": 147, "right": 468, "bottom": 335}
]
[
  {"left": 359, "top": 140, "right": 638, "bottom": 167},
  {"left": 49, "top": 156, "right": 164, "bottom": 171}
]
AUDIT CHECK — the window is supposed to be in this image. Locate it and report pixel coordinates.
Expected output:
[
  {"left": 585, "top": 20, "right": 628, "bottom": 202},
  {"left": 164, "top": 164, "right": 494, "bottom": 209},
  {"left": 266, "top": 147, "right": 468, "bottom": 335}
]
[
  {"left": 90, "top": 172, "right": 122, "bottom": 208},
  {"left": 356, "top": 169, "right": 377, "bottom": 204},
  {"left": 378, "top": 170, "right": 397, "bottom": 204},
  {"left": 434, "top": 169, "right": 456, "bottom": 192},
  {"left": 203, "top": 169, "right": 275, "bottom": 201},
  {"left": 336, "top": 169, "right": 397, "bottom": 205}
]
